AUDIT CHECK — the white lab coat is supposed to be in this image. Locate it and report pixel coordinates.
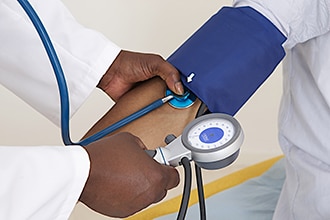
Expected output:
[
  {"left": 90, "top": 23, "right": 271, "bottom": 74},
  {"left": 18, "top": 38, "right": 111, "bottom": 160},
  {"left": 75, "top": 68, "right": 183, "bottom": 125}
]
[
  {"left": 0, "top": 0, "right": 120, "bottom": 219},
  {"left": 234, "top": 0, "right": 330, "bottom": 219}
]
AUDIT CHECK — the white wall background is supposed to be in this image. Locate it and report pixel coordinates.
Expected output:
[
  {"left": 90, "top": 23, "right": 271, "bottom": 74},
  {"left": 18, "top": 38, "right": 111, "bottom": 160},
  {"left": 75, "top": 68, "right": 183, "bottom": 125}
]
[{"left": 0, "top": 0, "right": 283, "bottom": 219}]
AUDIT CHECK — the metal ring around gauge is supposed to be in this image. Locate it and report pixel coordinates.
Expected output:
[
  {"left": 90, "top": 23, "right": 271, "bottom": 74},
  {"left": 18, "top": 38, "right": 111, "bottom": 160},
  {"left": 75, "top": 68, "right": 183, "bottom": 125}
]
[{"left": 181, "top": 113, "right": 243, "bottom": 153}]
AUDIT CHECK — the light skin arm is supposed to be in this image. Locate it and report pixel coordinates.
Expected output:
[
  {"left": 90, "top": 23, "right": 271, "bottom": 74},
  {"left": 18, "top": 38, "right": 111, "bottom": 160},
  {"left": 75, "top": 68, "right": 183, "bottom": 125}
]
[{"left": 85, "top": 76, "right": 202, "bottom": 149}]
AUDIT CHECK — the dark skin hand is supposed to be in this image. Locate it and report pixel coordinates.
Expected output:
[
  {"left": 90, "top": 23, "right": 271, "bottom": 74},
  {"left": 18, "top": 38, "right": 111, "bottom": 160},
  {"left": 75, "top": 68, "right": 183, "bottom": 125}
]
[
  {"left": 79, "top": 50, "right": 182, "bottom": 218},
  {"left": 97, "top": 50, "right": 184, "bottom": 101},
  {"left": 80, "top": 132, "right": 179, "bottom": 218}
]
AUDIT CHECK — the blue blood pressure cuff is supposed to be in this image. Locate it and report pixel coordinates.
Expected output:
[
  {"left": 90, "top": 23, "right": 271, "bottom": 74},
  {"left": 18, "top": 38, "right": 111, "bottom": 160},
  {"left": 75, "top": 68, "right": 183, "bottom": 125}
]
[{"left": 167, "top": 6, "right": 286, "bottom": 116}]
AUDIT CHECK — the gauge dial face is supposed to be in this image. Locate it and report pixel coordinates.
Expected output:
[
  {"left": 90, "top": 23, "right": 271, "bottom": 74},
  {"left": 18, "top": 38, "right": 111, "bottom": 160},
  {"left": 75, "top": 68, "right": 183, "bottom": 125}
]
[{"left": 186, "top": 118, "right": 235, "bottom": 150}]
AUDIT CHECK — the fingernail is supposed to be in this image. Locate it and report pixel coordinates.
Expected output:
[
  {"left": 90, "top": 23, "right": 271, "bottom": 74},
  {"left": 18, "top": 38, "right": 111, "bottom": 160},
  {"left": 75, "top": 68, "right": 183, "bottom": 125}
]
[{"left": 175, "top": 81, "right": 184, "bottom": 95}]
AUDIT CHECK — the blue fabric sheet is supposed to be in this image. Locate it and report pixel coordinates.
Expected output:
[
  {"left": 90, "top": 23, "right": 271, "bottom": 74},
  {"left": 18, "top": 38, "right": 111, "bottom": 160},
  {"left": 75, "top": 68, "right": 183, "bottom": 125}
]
[{"left": 157, "top": 158, "right": 285, "bottom": 220}]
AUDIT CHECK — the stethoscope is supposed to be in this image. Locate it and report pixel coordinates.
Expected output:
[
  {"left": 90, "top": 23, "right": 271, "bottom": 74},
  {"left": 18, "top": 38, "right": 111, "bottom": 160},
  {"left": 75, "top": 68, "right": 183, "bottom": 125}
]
[{"left": 18, "top": 0, "right": 244, "bottom": 219}]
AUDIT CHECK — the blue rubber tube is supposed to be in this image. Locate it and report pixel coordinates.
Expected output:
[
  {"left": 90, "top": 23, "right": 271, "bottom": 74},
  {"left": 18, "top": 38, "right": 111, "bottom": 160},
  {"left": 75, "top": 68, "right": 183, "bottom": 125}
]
[
  {"left": 79, "top": 97, "right": 169, "bottom": 146},
  {"left": 17, "top": 0, "right": 171, "bottom": 146},
  {"left": 17, "top": 0, "right": 73, "bottom": 145}
]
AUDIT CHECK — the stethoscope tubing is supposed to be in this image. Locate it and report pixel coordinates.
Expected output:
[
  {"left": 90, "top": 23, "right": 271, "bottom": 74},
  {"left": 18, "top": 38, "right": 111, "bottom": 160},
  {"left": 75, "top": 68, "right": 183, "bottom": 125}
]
[{"left": 18, "top": 0, "right": 172, "bottom": 146}]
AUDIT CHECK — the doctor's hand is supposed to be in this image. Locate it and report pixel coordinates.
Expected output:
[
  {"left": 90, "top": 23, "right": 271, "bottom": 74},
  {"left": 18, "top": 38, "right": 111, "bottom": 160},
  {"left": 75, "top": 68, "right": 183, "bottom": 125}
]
[
  {"left": 97, "top": 50, "right": 184, "bottom": 101},
  {"left": 79, "top": 132, "right": 180, "bottom": 218}
]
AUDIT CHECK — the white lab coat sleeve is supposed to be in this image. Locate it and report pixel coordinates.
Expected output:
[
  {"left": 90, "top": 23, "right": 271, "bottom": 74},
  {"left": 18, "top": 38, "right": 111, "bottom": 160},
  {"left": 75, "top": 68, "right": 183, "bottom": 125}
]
[
  {"left": 0, "top": 0, "right": 120, "bottom": 219},
  {"left": 0, "top": 145, "right": 90, "bottom": 220},
  {"left": 0, "top": 0, "right": 121, "bottom": 126},
  {"left": 233, "top": 0, "right": 330, "bottom": 49}
]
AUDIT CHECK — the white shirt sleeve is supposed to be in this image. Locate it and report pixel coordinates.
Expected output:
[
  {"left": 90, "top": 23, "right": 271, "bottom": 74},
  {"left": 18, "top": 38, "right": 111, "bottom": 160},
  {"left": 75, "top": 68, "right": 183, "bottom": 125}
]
[
  {"left": 0, "top": 145, "right": 90, "bottom": 220},
  {"left": 0, "top": 0, "right": 121, "bottom": 125},
  {"left": 233, "top": 0, "right": 330, "bottom": 49},
  {"left": 0, "top": 0, "right": 121, "bottom": 219}
]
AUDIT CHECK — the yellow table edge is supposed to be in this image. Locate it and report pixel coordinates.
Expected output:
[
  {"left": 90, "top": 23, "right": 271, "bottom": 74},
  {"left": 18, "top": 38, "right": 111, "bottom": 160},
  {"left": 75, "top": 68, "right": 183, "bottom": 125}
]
[{"left": 127, "top": 155, "right": 284, "bottom": 220}]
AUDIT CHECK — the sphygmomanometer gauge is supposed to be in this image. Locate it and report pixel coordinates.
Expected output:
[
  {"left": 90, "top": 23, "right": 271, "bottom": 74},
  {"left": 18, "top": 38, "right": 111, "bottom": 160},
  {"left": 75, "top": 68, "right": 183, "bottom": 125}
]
[{"left": 182, "top": 113, "right": 244, "bottom": 170}]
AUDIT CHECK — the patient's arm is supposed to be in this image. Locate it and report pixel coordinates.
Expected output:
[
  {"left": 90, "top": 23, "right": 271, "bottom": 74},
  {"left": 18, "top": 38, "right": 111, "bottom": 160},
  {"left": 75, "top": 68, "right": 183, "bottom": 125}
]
[{"left": 84, "top": 77, "right": 202, "bottom": 149}]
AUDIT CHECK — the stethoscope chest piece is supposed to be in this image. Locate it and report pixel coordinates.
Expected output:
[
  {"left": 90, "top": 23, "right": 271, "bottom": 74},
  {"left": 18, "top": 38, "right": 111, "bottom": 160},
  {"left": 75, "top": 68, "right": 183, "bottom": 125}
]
[{"left": 166, "top": 89, "right": 196, "bottom": 109}]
